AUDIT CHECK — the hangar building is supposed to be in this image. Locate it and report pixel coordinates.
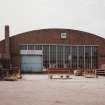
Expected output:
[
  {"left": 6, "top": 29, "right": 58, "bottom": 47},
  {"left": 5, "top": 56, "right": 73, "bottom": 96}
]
[{"left": 0, "top": 25, "right": 105, "bottom": 73}]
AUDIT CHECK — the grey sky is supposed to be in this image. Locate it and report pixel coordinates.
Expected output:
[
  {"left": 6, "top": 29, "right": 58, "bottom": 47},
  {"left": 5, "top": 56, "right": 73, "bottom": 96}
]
[{"left": 0, "top": 0, "right": 105, "bottom": 40}]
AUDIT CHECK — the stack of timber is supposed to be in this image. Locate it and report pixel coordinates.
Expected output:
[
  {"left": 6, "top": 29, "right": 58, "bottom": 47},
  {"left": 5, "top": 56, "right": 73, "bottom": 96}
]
[
  {"left": 95, "top": 69, "right": 105, "bottom": 76},
  {"left": 84, "top": 69, "right": 97, "bottom": 78},
  {"left": 47, "top": 68, "right": 71, "bottom": 79}
]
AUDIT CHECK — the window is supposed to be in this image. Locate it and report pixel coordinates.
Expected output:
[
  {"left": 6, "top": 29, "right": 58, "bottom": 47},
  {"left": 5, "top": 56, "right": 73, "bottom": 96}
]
[
  {"left": 28, "top": 45, "right": 34, "bottom": 50},
  {"left": 61, "top": 33, "right": 67, "bottom": 39}
]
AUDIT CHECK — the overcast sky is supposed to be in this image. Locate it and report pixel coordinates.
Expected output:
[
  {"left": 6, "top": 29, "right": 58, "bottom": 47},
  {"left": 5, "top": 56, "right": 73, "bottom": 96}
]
[{"left": 0, "top": 0, "right": 105, "bottom": 40}]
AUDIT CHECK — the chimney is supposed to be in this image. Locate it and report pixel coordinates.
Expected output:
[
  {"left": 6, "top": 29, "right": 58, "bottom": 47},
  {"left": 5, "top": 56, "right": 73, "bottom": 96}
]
[{"left": 5, "top": 25, "right": 10, "bottom": 59}]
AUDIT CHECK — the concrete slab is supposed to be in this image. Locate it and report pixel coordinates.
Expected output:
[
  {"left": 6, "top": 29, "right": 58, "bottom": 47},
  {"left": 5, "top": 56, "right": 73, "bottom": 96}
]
[{"left": 0, "top": 75, "right": 105, "bottom": 105}]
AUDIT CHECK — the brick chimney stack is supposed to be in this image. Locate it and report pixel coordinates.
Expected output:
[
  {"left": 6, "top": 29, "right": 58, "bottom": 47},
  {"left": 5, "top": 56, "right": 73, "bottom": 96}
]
[{"left": 5, "top": 25, "right": 10, "bottom": 59}]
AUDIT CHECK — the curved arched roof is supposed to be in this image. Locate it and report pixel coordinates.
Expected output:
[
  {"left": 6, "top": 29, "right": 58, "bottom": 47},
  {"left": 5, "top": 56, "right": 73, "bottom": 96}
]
[
  {"left": 11, "top": 28, "right": 104, "bottom": 40},
  {"left": 9, "top": 28, "right": 105, "bottom": 45}
]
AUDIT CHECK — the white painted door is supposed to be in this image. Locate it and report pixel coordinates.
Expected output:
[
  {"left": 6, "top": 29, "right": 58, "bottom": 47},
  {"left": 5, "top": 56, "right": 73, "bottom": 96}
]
[{"left": 21, "top": 55, "right": 42, "bottom": 73}]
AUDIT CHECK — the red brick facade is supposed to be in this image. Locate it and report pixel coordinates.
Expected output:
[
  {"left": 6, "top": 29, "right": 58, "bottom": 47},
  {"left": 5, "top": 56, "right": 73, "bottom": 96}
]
[{"left": 0, "top": 28, "right": 105, "bottom": 69}]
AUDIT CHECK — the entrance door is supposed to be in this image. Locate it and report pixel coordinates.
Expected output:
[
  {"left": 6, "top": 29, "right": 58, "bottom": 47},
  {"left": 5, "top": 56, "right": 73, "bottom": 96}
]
[{"left": 21, "top": 55, "right": 42, "bottom": 73}]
